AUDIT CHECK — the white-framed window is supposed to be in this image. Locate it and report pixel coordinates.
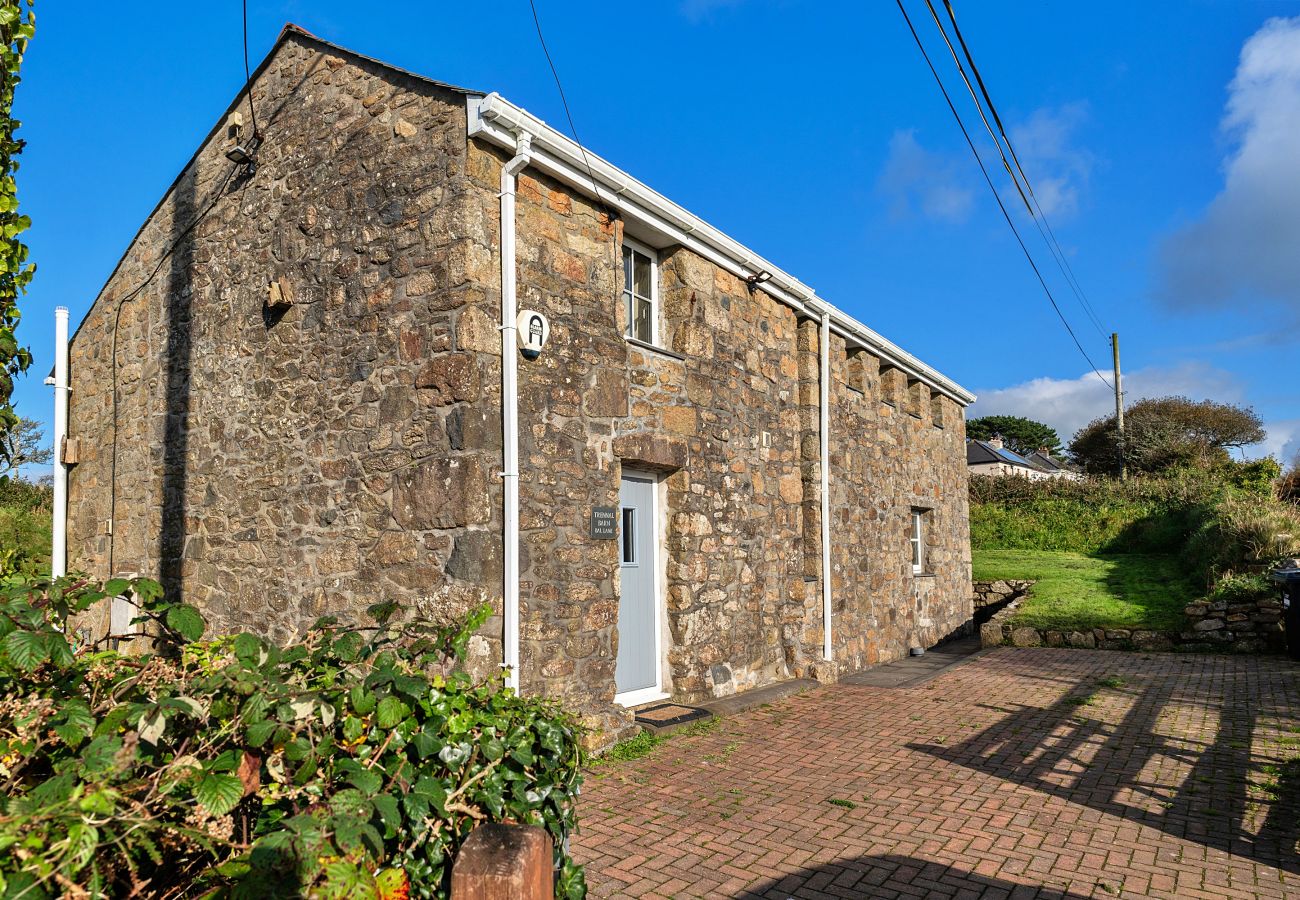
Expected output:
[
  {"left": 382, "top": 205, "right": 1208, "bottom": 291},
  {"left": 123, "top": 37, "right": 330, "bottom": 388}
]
[
  {"left": 622, "top": 238, "right": 657, "bottom": 345},
  {"left": 910, "top": 508, "right": 927, "bottom": 575}
]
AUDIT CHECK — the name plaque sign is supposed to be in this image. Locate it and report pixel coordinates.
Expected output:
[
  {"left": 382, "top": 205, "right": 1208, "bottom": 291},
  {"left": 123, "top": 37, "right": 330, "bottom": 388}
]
[{"left": 590, "top": 506, "right": 618, "bottom": 540}]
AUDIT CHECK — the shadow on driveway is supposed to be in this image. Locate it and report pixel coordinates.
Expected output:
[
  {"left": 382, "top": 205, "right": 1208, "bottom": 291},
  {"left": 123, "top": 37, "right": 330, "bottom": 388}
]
[
  {"left": 910, "top": 655, "right": 1300, "bottom": 876},
  {"left": 737, "top": 852, "right": 1093, "bottom": 899}
]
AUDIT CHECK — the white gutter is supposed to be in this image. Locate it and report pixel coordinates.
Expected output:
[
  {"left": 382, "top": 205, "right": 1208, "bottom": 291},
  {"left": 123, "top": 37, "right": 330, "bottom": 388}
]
[
  {"left": 499, "top": 132, "right": 532, "bottom": 695},
  {"left": 51, "top": 306, "right": 69, "bottom": 579},
  {"left": 467, "top": 93, "right": 975, "bottom": 407},
  {"left": 816, "top": 306, "right": 832, "bottom": 661}
]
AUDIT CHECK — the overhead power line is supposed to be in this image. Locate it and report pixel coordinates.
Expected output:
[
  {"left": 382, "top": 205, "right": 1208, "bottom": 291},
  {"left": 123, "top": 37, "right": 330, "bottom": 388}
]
[
  {"left": 895, "top": 0, "right": 1114, "bottom": 391},
  {"left": 932, "top": 0, "right": 1110, "bottom": 341},
  {"left": 527, "top": 0, "right": 605, "bottom": 208},
  {"left": 241, "top": 0, "right": 259, "bottom": 138}
]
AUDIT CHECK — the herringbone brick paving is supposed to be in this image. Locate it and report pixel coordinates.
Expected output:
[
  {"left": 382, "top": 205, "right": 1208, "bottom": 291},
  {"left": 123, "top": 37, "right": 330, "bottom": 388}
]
[{"left": 575, "top": 648, "right": 1299, "bottom": 898}]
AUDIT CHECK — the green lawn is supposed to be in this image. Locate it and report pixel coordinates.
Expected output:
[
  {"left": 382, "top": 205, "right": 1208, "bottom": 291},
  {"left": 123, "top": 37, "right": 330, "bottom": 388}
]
[{"left": 973, "top": 549, "right": 1197, "bottom": 632}]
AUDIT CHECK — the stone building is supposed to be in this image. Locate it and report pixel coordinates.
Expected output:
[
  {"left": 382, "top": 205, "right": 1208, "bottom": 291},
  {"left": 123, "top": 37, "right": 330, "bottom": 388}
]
[{"left": 63, "top": 25, "right": 975, "bottom": 736}]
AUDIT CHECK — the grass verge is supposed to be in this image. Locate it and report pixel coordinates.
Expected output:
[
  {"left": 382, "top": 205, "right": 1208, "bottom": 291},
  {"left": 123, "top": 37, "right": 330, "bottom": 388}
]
[{"left": 973, "top": 549, "right": 1197, "bottom": 632}]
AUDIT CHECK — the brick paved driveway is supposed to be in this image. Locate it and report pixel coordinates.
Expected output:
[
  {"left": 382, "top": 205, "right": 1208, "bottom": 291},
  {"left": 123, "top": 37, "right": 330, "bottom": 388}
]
[{"left": 575, "top": 648, "right": 1299, "bottom": 899}]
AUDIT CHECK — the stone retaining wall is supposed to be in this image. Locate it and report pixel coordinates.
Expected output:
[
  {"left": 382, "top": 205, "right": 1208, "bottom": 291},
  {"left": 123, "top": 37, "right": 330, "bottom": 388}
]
[
  {"left": 979, "top": 589, "right": 1287, "bottom": 654},
  {"left": 1180, "top": 595, "right": 1285, "bottom": 653},
  {"left": 972, "top": 579, "right": 1034, "bottom": 612}
]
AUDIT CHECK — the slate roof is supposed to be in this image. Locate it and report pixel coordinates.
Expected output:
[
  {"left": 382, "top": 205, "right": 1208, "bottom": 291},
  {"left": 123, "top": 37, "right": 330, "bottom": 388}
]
[
  {"left": 966, "top": 440, "right": 1078, "bottom": 475},
  {"left": 966, "top": 439, "right": 1038, "bottom": 470}
]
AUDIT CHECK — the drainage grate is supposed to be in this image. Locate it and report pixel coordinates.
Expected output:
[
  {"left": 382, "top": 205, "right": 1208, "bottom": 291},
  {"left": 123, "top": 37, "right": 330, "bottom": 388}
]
[{"left": 634, "top": 703, "right": 710, "bottom": 728}]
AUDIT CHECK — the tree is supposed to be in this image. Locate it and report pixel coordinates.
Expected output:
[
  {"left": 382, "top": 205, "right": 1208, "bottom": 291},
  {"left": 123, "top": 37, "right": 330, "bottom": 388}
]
[
  {"left": 966, "top": 415, "right": 1063, "bottom": 455},
  {"left": 0, "top": 2, "right": 35, "bottom": 466},
  {"left": 1068, "top": 396, "right": 1266, "bottom": 476},
  {"left": 0, "top": 414, "right": 48, "bottom": 475}
]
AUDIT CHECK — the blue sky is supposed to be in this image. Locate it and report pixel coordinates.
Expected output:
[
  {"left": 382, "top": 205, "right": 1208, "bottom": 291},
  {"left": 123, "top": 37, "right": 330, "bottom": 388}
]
[{"left": 13, "top": 0, "right": 1300, "bottom": 473}]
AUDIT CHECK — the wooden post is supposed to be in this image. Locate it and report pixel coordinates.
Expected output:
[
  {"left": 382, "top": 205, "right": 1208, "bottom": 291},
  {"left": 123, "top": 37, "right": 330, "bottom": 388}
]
[
  {"left": 451, "top": 823, "right": 554, "bottom": 900},
  {"left": 1112, "top": 333, "right": 1126, "bottom": 481}
]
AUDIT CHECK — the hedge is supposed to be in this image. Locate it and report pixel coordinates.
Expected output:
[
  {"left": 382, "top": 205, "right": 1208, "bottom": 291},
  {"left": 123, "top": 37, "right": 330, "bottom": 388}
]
[{"left": 0, "top": 575, "right": 586, "bottom": 898}]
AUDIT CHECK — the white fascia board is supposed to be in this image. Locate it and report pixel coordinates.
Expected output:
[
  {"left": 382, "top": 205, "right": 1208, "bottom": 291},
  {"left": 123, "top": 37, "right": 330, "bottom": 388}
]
[{"left": 468, "top": 93, "right": 976, "bottom": 406}]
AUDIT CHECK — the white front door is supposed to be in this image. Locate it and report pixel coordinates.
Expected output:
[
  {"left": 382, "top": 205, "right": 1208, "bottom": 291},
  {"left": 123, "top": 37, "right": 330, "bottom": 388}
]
[{"left": 615, "top": 473, "right": 664, "bottom": 706}]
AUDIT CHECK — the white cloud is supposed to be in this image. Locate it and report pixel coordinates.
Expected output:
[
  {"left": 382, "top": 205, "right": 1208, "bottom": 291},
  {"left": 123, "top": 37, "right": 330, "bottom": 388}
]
[
  {"left": 1008, "top": 102, "right": 1093, "bottom": 219},
  {"left": 1258, "top": 418, "right": 1300, "bottom": 464},
  {"left": 1157, "top": 16, "right": 1300, "bottom": 312},
  {"left": 878, "top": 129, "right": 976, "bottom": 223},
  {"left": 879, "top": 104, "right": 1091, "bottom": 224},
  {"left": 969, "top": 361, "right": 1244, "bottom": 444}
]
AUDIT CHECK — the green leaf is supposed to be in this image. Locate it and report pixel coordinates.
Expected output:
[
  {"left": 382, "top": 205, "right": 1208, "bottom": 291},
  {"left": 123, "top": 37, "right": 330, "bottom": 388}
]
[
  {"left": 345, "top": 766, "right": 382, "bottom": 795},
  {"left": 2, "top": 629, "right": 44, "bottom": 671},
  {"left": 350, "top": 685, "right": 376, "bottom": 716},
  {"left": 53, "top": 700, "right": 94, "bottom": 747},
  {"left": 132, "top": 578, "right": 164, "bottom": 604},
  {"left": 370, "top": 794, "right": 400, "bottom": 834},
  {"left": 80, "top": 736, "right": 123, "bottom": 774},
  {"left": 165, "top": 604, "right": 205, "bottom": 642},
  {"left": 103, "top": 578, "right": 130, "bottom": 597},
  {"left": 233, "top": 632, "right": 262, "bottom": 665},
  {"left": 375, "top": 696, "right": 408, "bottom": 730},
  {"left": 195, "top": 772, "right": 244, "bottom": 817},
  {"left": 246, "top": 720, "right": 277, "bottom": 748},
  {"left": 320, "top": 860, "right": 367, "bottom": 899}
]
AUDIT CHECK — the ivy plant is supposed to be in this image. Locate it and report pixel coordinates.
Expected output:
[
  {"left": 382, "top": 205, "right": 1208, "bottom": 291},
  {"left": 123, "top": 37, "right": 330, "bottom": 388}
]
[{"left": 0, "top": 1, "right": 35, "bottom": 460}]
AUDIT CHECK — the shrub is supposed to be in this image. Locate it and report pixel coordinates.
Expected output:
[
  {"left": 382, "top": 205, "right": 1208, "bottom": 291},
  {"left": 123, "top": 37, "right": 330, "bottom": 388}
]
[
  {"left": 1183, "top": 495, "right": 1300, "bottom": 587},
  {"left": 0, "top": 477, "right": 50, "bottom": 513},
  {"left": 1206, "top": 572, "right": 1274, "bottom": 605},
  {"left": 968, "top": 474, "right": 1219, "bottom": 556},
  {"left": 0, "top": 575, "right": 587, "bottom": 898},
  {"left": 1219, "top": 457, "right": 1282, "bottom": 497}
]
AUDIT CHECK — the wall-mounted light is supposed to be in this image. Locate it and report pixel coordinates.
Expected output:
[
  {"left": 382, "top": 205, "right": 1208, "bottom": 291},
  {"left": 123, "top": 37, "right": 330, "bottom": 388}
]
[
  {"left": 746, "top": 270, "right": 772, "bottom": 286},
  {"left": 225, "top": 133, "right": 261, "bottom": 174}
]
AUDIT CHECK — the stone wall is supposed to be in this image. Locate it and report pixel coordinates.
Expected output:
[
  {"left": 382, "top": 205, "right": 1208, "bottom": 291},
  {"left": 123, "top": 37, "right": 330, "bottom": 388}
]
[
  {"left": 1180, "top": 595, "right": 1285, "bottom": 653},
  {"left": 67, "top": 29, "right": 975, "bottom": 737},
  {"left": 972, "top": 579, "right": 1034, "bottom": 613},
  {"left": 979, "top": 590, "right": 1286, "bottom": 654},
  {"left": 466, "top": 134, "right": 974, "bottom": 718},
  {"left": 66, "top": 32, "right": 504, "bottom": 676}
]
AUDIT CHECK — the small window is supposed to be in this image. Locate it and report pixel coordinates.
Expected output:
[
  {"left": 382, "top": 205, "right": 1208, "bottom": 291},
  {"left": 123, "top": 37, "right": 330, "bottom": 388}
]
[
  {"left": 910, "top": 509, "right": 927, "bottom": 575},
  {"left": 621, "top": 507, "right": 637, "bottom": 565},
  {"left": 622, "top": 240, "right": 657, "bottom": 345}
]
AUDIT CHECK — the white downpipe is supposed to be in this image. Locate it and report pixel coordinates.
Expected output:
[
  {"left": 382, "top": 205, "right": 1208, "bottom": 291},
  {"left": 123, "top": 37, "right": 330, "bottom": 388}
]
[
  {"left": 818, "top": 309, "right": 832, "bottom": 661},
  {"left": 51, "top": 306, "right": 69, "bottom": 579},
  {"left": 500, "top": 132, "right": 532, "bottom": 694}
]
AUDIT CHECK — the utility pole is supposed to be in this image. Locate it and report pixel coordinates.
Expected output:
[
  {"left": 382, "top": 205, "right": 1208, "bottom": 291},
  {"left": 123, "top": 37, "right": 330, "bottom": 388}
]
[{"left": 1112, "top": 333, "right": 1126, "bottom": 481}]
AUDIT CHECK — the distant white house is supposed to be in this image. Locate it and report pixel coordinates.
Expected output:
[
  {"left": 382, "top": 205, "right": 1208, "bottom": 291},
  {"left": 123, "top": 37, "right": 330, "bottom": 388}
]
[{"left": 966, "top": 435, "right": 1082, "bottom": 481}]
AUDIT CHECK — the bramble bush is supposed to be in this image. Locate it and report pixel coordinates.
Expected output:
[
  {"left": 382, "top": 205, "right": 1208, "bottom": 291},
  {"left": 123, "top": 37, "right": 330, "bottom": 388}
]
[
  {"left": 0, "top": 574, "right": 587, "bottom": 898},
  {"left": 0, "top": 476, "right": 50, "bottom": 578},
  {"left": 971, "top": 466, "right": 1300, "bottom": 592}
]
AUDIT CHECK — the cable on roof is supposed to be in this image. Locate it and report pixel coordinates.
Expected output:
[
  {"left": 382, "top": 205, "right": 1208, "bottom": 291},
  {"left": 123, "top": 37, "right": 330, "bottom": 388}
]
[
  {"left": 895, "top": 0, "right": 1114, "bottom": 392},
  {"left": 933, "top": 0, "right": 1110, "bottom": 342}
]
